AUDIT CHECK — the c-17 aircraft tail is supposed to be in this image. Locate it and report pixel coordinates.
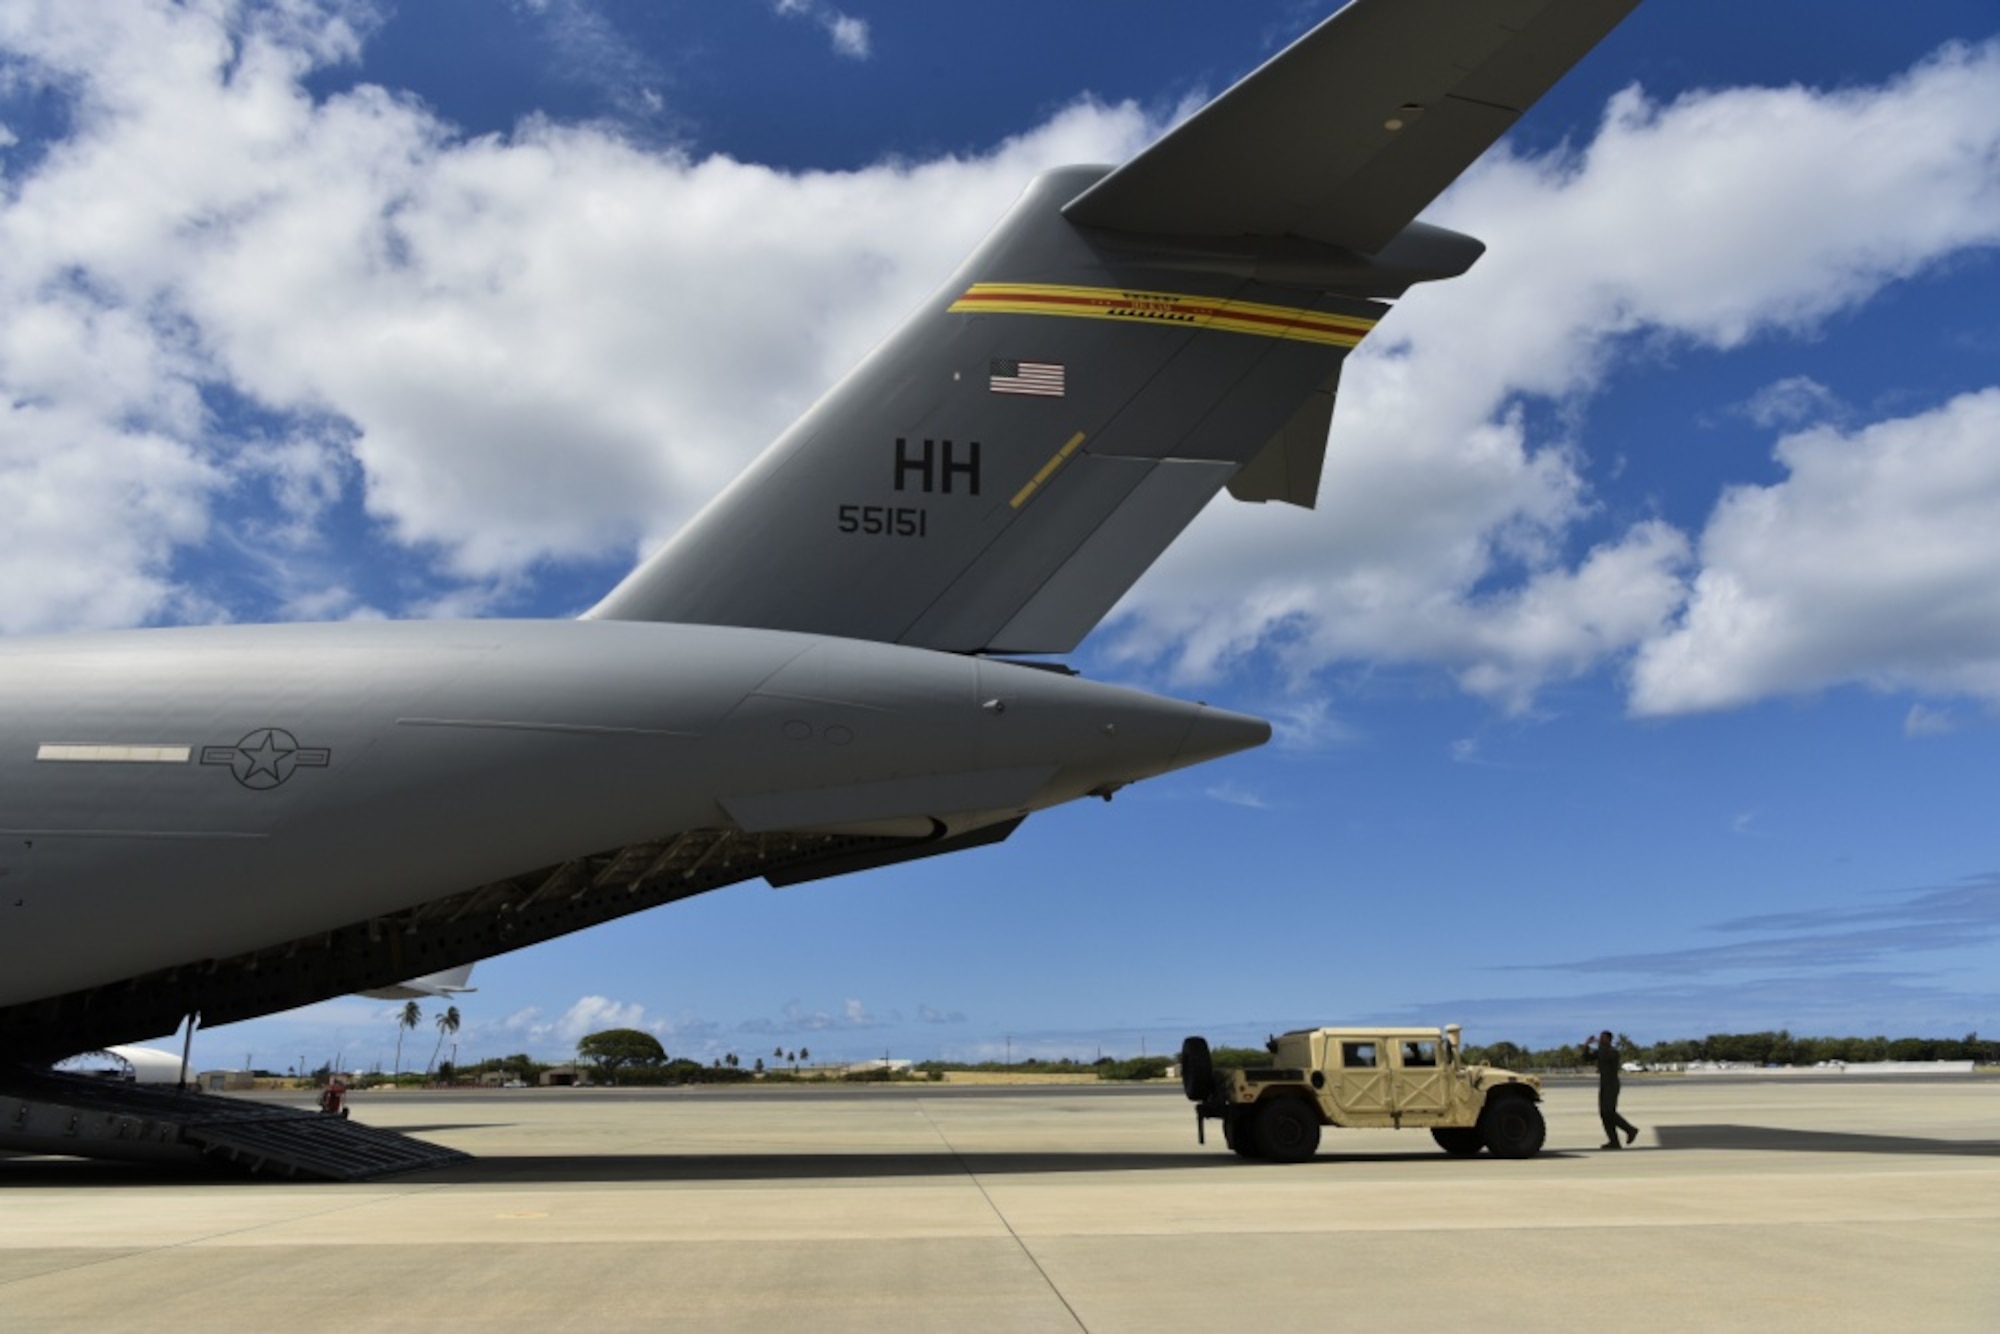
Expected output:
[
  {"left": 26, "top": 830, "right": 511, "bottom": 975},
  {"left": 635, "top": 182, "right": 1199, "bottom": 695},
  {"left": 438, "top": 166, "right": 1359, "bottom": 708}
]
[
  {"left": 591, "top": 0, "right": 1639, "bottom": 654},
  {"left": 0, "top": 1, "right": 1640, "bottom": 1094}
]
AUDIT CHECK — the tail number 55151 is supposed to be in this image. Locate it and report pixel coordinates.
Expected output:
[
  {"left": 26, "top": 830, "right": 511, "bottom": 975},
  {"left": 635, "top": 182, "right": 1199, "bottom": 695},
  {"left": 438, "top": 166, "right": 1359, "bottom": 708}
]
[{"left": 837, "top": 504, "right": 927, "bottom": 537}]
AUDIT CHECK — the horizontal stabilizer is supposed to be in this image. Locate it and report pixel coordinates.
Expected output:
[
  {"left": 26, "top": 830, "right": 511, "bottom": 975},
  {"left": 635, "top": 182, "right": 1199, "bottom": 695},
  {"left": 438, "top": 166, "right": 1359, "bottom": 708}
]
[{"left": 1064, "top": 0, "right": 1641, "bottom": 254}]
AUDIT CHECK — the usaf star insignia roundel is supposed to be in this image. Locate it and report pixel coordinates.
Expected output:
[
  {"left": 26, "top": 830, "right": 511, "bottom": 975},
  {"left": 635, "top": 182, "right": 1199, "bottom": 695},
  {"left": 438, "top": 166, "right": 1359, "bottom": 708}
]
[{"left": 201, "top": 728, "right": 333, "bottom": 790}]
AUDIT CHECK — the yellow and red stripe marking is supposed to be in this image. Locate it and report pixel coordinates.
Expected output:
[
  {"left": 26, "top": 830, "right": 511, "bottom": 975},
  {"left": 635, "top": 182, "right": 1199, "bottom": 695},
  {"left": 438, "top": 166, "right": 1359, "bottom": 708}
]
[{"left": 948, "top": 283, "right": 1377, "bottom": 348}]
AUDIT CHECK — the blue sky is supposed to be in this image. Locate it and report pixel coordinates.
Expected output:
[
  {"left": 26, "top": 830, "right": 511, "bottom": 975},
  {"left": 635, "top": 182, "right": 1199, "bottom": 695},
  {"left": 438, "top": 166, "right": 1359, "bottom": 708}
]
[{"left": 4, "top": 1, "right": 1999, "bottom": 1073}]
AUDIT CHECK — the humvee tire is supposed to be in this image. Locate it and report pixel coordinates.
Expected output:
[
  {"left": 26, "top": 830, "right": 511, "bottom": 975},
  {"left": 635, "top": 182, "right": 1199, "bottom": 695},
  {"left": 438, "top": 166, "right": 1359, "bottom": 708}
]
[
  {"left": 1254, "top": 1096, "right": 1322, "bottom": 1163},
  {"left": 1180, "top": 1036, "right": 1215, "bottom": 1101},
  {"left": 1431, "top": 1126, "right": 1484, "bottom": 1156},
  {"left": 1225, "top": 1110, "right": 1262, "bottom": 1159},
  {"left": 1478, "top": 1093, "right": 1546, "bottom": 1158}
]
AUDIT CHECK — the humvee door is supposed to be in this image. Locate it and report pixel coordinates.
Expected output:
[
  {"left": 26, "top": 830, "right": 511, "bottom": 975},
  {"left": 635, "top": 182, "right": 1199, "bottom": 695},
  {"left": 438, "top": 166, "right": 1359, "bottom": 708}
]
[
  {"left": 1390, "top": 1038, "right": 1453, "bottom": 1120},
  {"left": 1322, "top": 1037, "right": 1394, "bottom": 1122}
]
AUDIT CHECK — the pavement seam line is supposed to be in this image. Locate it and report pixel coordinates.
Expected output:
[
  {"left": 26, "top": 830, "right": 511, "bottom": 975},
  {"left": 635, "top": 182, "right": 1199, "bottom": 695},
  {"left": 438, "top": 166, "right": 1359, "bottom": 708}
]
[
  {"left": 916, "top": 1099, "right": 1090, "bottom": 1333},
  {"left": 0, "top": 1183, "right": 454, "bottom": 1292}
]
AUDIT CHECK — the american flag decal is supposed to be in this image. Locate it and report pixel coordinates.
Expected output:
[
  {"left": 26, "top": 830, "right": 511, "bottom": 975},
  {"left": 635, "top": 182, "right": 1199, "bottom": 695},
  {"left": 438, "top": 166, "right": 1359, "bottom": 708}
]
[{"left": 990, "top": 359, "right": 1065, "bottom": 397}]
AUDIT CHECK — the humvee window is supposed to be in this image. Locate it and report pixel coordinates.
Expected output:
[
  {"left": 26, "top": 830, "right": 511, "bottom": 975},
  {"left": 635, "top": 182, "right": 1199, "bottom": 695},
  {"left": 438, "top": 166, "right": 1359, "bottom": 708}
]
[
  {"left": 1403, "top": 1040, "right": 1437, "bottom": 1067},
  {"left": 1341, "top": 1042, "right": 1376, "bottom": 1068}
]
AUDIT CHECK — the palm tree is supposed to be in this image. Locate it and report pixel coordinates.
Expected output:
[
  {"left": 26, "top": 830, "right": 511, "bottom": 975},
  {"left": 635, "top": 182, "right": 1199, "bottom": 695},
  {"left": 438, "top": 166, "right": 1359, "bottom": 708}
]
[
  {"left": 394, "top": 1000, "right": 422, "bottom": 1075},
  {"left": 426, "top": 1005, "right": 461, "bottom": 1077}
]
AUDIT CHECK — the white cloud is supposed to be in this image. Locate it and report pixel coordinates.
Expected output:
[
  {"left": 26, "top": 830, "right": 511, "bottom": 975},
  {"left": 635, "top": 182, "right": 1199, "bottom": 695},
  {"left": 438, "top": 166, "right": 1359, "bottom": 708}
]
[
  {"left": 827, "top": 17, "right": 869, "bottom": 60},
  {"left": 1632, "top": 390, "right": 2000, "bottom": 714},
  {"left": 1743, "top": 376, "right": 1846, "bottom": 431},
  {"left": 1204, "top": 781, "right": 1269, "bottom": 809},
  {"left": 517, "top": 0, "right": 671, "bottom": 123},
  {"left": 1263, "top": 695, "right": 1359, "bottom": 751},
  {"left": 1904, "top": 704, "right": 1969, "bottom": 738},
  {"left": 488, "top": 995, "right": 652, "bottom": 1048},
  {"left": 549, "top": 994, "right": 648, "bottom": 1041},
  {"left": 0, "top": 400, "right": 217, "bottom": 629},
  {"left": 771, "top": 0, "right": 870, "bottom": 60},
  {"left": 4, "top": 5, "right": 2000, "bottom": 726},
  {"left": 1111, "top": 40, "right": 2000, "bottom": 712},
  {"left": 0, "top": 1, "right": 1149, "bottom": 630},
  {"left": 736, "top": 995, "right": 889, "bottom": 1035}
]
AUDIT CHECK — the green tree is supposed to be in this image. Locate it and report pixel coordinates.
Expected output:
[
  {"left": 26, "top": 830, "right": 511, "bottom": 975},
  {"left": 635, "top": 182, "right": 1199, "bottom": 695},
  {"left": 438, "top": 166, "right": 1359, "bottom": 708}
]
[
  {"left": 426, "top": 1005, "right": 461, "bottom": 1077},
  {"left": 394, "top": 1000, "right": 422, "bottom": 1075},
  {"left": 1095, "top": 1055, "right": 1171, "bottom": 1081},
  {"left": 577, "top": 1028, "right": 667, "bottom": 1078},
  {"left": 1208, "top": 1046, "right": 1272, "bottom": 1070}
]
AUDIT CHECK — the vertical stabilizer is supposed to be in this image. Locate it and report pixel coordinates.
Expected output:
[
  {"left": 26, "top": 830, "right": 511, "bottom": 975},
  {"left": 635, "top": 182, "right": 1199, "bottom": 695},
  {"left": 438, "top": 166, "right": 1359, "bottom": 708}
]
[
  {"left": 590, "top": 165, "right": 1387, "bottom": 653},
  {"left": 589, "top": 0, "right": 1640, "bottom": 654}
]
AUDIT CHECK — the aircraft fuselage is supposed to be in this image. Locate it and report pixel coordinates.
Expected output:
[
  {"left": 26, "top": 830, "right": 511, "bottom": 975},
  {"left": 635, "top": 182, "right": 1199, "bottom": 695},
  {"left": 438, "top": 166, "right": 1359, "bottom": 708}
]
[{"left": 0, "top": 619, "right": 1263, "bottom": 1053}]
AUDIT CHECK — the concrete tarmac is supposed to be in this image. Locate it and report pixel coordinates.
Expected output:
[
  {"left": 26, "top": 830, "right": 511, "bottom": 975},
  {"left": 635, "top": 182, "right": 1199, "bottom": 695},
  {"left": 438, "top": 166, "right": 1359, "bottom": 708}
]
[{"left": 2, "top": 1076, "right": 1996, "bottom": 1332}]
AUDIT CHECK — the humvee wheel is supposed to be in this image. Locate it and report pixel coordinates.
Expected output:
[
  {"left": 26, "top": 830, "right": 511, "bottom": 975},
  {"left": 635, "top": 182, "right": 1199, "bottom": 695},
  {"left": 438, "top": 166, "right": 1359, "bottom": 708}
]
[
  {"left": 1479, "top": 1096, "right": 1546, "bottom": 1159},
  {"left": 1431, "top": 1126, "right": 1484, "bottom": 1156},
  {"left": 1253, "top": 1096, "right": 1321, "bottom": 1163},
  {"left": 1179, "top": 1036, "right": 1214, "bottom": 1101},
  {"left": 1225, "top": 1111, "right": 1262, "bottom": 1158}
]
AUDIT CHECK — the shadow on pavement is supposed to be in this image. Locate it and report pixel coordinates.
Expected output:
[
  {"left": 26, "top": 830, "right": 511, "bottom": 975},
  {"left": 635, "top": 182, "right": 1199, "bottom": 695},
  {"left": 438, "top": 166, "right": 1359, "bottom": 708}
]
[
  {"left": 1655, "top": 1124, "right": 2000, "bottom": 1157},
  {"left": 402, "top": 1147, "right": 1585, "bottom": 1184},
  {"left": 2, "top": 1145, "right": 1583, "bottom": 1186},
  {"left": 378, "top": 1123, "right": 506, "bottom": 1136}
]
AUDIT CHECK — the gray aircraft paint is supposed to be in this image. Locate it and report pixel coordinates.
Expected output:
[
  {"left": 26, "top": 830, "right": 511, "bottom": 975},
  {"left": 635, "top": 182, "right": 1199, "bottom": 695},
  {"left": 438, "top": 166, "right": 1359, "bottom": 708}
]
[
  {"left": 0, "top": 0, "right": 1640, "bottom": 1063},
  {"left": 0, "top": 620, "right": 1261, "bottom": 1053}
]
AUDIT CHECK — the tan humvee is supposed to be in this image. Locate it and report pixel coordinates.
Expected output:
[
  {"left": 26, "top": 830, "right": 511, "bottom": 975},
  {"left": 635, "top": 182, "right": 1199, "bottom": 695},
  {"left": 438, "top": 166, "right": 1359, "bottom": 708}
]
[{"left": 1179, "top": 1025, "right": 1544, "bottom": 1162}]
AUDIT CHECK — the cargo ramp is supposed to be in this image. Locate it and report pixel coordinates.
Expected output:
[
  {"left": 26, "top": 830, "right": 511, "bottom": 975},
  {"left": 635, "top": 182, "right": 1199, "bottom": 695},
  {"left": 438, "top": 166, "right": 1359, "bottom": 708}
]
[{"left": 0, "top": 1066, "right": 467, "bottom": 1181}]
